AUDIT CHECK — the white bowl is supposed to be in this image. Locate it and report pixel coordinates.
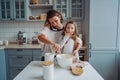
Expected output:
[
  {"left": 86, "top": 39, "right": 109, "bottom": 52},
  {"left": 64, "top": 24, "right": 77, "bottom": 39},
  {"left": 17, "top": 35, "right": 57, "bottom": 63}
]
[{"left": 56, "top": 54, "right": 73, "bottom": 69}]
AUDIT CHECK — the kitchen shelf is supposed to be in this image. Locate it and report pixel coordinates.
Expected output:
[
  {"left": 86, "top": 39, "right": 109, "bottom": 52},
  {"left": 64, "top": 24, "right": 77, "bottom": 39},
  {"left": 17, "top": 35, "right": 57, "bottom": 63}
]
[{"left": 28, "top": 4, "right": 53, "bottom": 9}]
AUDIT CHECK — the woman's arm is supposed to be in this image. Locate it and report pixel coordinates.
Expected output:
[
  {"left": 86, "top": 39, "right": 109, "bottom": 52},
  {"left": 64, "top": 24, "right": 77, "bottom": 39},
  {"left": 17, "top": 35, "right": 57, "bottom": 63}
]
[
  {"left": 38, "top": 34, "right": 60, "bottom": 52},
  {"left": 38, "top": 34, "right": 54, "bottom": 45}
]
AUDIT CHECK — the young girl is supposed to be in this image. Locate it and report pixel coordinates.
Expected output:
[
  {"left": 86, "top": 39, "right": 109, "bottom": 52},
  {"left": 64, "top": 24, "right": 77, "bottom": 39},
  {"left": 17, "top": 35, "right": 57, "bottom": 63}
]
[{"left": 59, "top": 21, "right": 83, "bottom": 62}]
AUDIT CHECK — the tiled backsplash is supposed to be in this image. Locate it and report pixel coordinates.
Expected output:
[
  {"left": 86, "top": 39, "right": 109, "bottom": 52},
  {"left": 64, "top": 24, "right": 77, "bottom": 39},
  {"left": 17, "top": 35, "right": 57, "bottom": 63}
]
[
  {"left": 0, "top": 21, "right": 81, "bottom": 42},
  {"left": 0, "top": 21, "right": 44, "bottom": 42}
]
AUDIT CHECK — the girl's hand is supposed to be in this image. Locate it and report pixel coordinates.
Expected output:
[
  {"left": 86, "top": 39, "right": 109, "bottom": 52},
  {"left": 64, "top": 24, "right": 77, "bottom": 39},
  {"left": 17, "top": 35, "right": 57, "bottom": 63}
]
[
  {"left": 65, "top": 31, "right": 72, "bottom": 37},
  {"left": 72, "top": 50, "right": 78, "bottom": 56}
]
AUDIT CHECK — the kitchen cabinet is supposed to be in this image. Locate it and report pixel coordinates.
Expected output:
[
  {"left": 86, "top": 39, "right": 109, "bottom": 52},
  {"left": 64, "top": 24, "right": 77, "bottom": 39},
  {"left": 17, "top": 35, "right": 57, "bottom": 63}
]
[
  {"left": 89, "top": 0, "right": 119, "bottom": 80},
  {"left": 0, "top": 0, "right": 26, "bottom": 20},
  {"left": 5, "top": 49, "right": 32, "bottom": 80},
  {"left": 32, "top": 49, "right": 42, "bottom": 61},
  {"left": 89, "top": 51, "right": 118, "bottom": 80},
  {"left": 27, "top": 0, "right": 53, "bottom": 21},
  {"left": 118, "top": 0, "right": 120, "bottom": 80},
  {"left": 53, "top": 0, "right": 84, "bottom": 20},
  {"left": 0, "top": 49, "right": 6, "bottom": 80},
  {"left": 118, "top": 52, "right": 120, "bottom": 80}
]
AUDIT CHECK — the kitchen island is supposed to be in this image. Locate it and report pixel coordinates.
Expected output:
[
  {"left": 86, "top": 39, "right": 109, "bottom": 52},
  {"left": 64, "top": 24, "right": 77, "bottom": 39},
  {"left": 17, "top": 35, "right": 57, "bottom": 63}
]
[{"left": 13, "top": 61, "right": 104, "bottom": 80}]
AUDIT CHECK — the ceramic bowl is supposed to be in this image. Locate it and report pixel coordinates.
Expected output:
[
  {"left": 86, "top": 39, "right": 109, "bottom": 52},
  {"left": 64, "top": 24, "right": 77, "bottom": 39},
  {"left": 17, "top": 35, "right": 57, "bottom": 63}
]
[{"left": 56, "top": 54, "right": 73, "bottom": 69}]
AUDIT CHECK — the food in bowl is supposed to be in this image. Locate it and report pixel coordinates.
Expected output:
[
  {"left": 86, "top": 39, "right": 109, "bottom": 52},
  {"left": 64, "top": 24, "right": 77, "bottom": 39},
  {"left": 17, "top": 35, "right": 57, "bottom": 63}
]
[
  {"left": 42, "top": 61, "right": 53, "bottom": 66},
  {"left": 71, "top": 67, "right": 83, "bottom": 76},
  {"left": 56, "top": 54, "right": 73, "bottom": 69}
]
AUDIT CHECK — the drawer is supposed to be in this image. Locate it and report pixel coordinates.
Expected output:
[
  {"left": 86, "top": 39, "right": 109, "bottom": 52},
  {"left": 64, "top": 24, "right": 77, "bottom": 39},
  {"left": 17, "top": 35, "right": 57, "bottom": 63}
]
[
  {"left": 9, "top": 67, "right": 23, "bottom": 80},
  {"left": 6, "top": 49, "right": 32, "bottom": 55},
  {"left": 33, "top": 49, "right": 42, "bottom": 55},
  {"left": 8, "top": 56, "right": 32, "bottom": 67},
  {"left": 33, "top": 56, "right": 42, "bottom": 61}
]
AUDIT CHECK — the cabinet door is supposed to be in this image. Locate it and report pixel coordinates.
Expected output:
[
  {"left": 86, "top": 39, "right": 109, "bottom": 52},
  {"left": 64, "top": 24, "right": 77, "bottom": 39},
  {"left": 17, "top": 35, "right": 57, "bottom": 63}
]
[
  {"left": 0, "top": 0, "right": 12, "bottom": 20},
  {"left": 13, "top": 0, "right": 26, "bottom": 20},
  {"left": 70, "top": 0, "right": 84, "bottom": 19},
  {"left": 33, "top": 49, "right": 42, "bottom": 61},
  {"left": 53, "top": 0, "right": 68, "bottom": 19},
  {"left": 0, "top": 49, "right": 6, "bottom": 80},
  {"left": 89, "top": 51, "right": 118, "bottom": 80},
  {"left": 53, "top": 0, "right": 84, "bottom": 20},
  {"left": 8, "top": 56, "right": 32, "bottom": 67},
  {"left": 5, "top": 49, "right": 32, "bottom": 80},
  {"left": 89, "top": 0, "right": 119, "bottom": 50},
  {"left": 7, "top": 49, "right": 32, "bottom": 56},
  {"left": 0, "top": 0, "right": 26, "bottom": 20},
  {"left": 9, "top": 67, "right": 23, "bottom": 80},
  {"left": 119, "top": 54, "right": 120, "bottom": 80}
]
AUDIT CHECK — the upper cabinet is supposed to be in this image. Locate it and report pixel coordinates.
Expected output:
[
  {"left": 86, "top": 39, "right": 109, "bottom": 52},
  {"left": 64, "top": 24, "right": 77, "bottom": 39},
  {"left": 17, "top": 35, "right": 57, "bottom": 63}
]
[
  {"left": 89, "top": 0, "right": 119, "bottom": 50},
  {"left": 27, "top": 0, "right": 53, "bottom": 21},
  {"left": 53, "top": 0, "right": 84, "bottom": 20},
  {"left": 0, "top": 0, "right": 84, "bottom": 21},
  {"left": 0, "top": 0, "right": 26, "bottom": 20}
]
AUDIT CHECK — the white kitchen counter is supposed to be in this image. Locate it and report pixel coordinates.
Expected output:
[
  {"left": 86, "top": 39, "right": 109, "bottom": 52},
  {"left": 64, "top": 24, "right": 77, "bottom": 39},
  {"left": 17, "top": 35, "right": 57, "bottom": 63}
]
[{"left": 14, "top": 61, "right": 104, "bottom": 80}]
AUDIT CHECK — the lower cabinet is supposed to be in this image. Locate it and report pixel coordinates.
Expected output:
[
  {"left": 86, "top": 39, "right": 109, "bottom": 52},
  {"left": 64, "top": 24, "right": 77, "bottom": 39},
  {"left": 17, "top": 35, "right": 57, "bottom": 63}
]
[
  {"left": 5, "top": 49, "right": 42, "bottom": 80},
  {"left": 5, "top": 49, "right": 32, "bottom": 80},
  {"left": 0, "top": 49, "right": 6, "bottom": 80},
  {"left": 118, "top": 52, "right": 120, "bottom": 80},
  {"left": 89, "top": 51, "right": 118, "bottom": 80},
  {"left": 33, "top": 49, "right": 42, "bottom": 61}
]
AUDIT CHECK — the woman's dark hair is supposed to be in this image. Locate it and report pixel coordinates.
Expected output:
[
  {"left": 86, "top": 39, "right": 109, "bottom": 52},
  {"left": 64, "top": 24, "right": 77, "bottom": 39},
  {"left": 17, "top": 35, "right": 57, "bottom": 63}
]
[{"left": 44, "top": 10, "right": 63, "bottom": 26}]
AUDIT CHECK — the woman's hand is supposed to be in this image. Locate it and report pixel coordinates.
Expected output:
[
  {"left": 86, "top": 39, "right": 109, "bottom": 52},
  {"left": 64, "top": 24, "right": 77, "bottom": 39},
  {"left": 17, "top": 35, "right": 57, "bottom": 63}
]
[{"left": 52, "top": 43, "right": 61, "bottom": 53}]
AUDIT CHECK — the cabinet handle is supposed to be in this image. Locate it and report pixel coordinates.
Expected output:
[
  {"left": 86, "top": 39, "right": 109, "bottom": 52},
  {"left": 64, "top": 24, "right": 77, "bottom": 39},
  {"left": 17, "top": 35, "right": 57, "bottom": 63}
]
[
  {"left": 17, "top": 56, "right": 23, "bottom": 59},
  {"left": 17, "top": 68, "right": 23, "bottom": 71},
  {"left": 10, "top": 18, "right": 15, "bottom": 20},
  {"left": 69, "top": 17, "right": 72, "bottom": 19},
  {"left": 89, "top": 51, "right": 91, "bottom": 58},
  {"left": 89, "top": 43, "right": 92, "bottom": 58},
  {"left": 17, "top": 49, "right": 23, "bottom": 51},
  {"left": 89, "top": 43, "right": 92, "bottom": 49}
]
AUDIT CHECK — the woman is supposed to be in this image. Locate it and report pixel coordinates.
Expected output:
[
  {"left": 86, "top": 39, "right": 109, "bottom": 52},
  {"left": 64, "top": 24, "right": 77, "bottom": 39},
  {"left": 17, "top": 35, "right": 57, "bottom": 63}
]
[{"left": 38, "top": 10, "right": 64, "bottom": 54}]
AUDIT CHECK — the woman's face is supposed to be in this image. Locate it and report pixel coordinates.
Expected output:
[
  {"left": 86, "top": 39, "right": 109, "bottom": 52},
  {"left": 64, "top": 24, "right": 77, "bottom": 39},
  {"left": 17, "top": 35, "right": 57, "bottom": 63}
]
[
  {"left": 48, "top": 16, "right": 62, "bottom": 29},
  {"left": 66, "top": 23, "right": 75, "bottom": 35}
]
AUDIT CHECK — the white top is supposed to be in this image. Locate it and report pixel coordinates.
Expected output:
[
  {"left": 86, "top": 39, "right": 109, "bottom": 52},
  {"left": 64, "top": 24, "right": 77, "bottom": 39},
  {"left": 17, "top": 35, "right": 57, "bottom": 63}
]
[
  {"left": 59, "top": 35, "right": 82, "bottom": 54},
  {"left": 38, "top": 27, "right": 63, "bottom": 54},
  {"left": 14, "top": 61, "right": 104, "bottom": 80}
]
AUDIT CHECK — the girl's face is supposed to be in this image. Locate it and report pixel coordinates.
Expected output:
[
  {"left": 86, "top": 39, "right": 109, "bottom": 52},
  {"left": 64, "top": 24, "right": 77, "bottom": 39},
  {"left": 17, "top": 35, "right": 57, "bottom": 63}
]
[
  {"left": 48, "top": 16, "right": 62, "bottom": 29},
  {"left": 66, "top": 23, "right": 75, "bottom": 35}
]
